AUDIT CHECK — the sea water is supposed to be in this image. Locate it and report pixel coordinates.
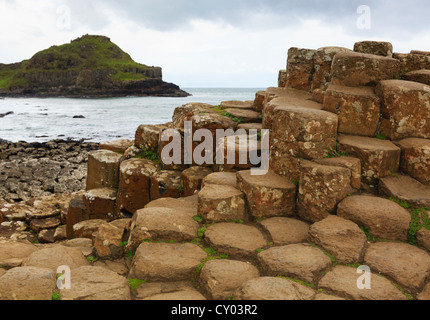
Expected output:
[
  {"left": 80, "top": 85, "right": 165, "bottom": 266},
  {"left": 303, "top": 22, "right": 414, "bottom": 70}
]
[{"left": 0, "top": 88, "right": 262, "bottom": 143}]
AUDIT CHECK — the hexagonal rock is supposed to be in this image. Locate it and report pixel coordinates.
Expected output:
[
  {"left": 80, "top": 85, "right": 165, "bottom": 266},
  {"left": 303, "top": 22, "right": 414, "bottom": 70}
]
[
  {"left": 237, "top": 123, "right": 263, "bottom": 133},
  {"left": 135, "top": 124, "right": 170, "bottom": 152},
  {"left": 201, "top": 172, "right": 237, "bottom": 189},
  {"left": 93, "top": 222, "right": 126, "bottom": 260},
  {"left": 253, "top": 91, "right": 266, "bottom": 112},
  {"left": 220, "top": 100, "right": 254, "bottom": 110},
  {"left": 23, "top": 245, "right": 90, "bottom": 272},
  {"left": 84, "top": 188, "right": 117, "bottom": 221},
  {"left": 314, "top": 157, "right": 362, "bottom": 190},
  {"left": 145, "top": 197, "right": 198, "bottom": 216},
  {"left": 417, "top": 229, "right": 430, "bottom": 253},
  {"left": 393, "top": 53, "right": 430, "bottom": 74},
  {"left": 418, "top": 283, "right": 430, "bottom": 300},
  {"left": 172, "top": 103, "right": 215, "bottom": 128},
  {"left": 379, "top": 174, "right": 430, "bottom": 209},
  {"left": 286, "top": 47, "right": 317, "bottom": 92},
  {"left": 258, "top": 217, "right": 310, "bottom": 246},
  {"left": 127, "top": 207, "right": 199, "bottom": 248},
  {"left": 258, "top": 244, "right": 332, "bottom": 283},
  {"left": 337, "top": 135, "right": 401, "bottom": 185},
  {"left": 73, "top": 219, "right": 107, "bottom": 239},
  {"left": 99, "top": 139, "right": 133, "bottom": 154},
  {"left": 224, "top": 108, "right": 262, "bottom": 124},
  {"left": 60, "top": 266, "right": 131, "bottom": 300},
  {"left": 262, "top": 87, "right": 323, "bottom": 131},
  {"left": 0, "top": 241, "right": 38, "bottom": 269},
  {"left": 353, "top": 41, "right": 393, "bottom": 57},
  {"left": 297, "top": 161, "right": 354, "bottom": 223},
  {"left": 198, "top": 184, "right": 246, "bottom": 222},
  {"left": 323, "top": 85, "right": 380, "bottom": 137},
  {"left": 86, "top": 150, "right": 122, "bottom": 191},
  {"left": 411, "top": 50, "right": 430, "bottom": 56},
  {"left": 29, "top": 217, "right": 61, "bottom": 233},
  {"left": 308, "top": 215, "right": 367, "bottom": 264},
  {"left": 233, "top": 277, "right": 315, "bottom": 300},
  {"left": 403, "top": 69, "right": 430, "bottom": 86},
  {"left": 117, "top": 159, "right": 159, "bottom": 216},
  {"left": 364, "top": 242, "right": 430, "bottom": 292},
  {"left": 396, "top": 138, "right": 430, "bottom": 186},
  {"left": 278, "top": 70, "right": 287, "bottom": 87},
  {"left": 200, "top": 260, "right": 260, "bottom": 300},
  {"left": 135, "top": 281, "right": 204, "bottom": 300},
  {"left": 128, "top": 242, "right": 207, "bottom": 282},
  {"left": 269, "top": 146, "right": 302, "bottom": 182},
  {"left": 311, "top": 46, "right": 352, "bottom": 91},
  {"left": 0, "top": 267, "right": 56, "bottom": 300},
  {"left": 150, "top": 170, "right": 182, "bottom": 200},
  {"left": 65, "top": 195, "right": 87, "bottom": 239},
  {"left": 204, "top": 223, "right": 267, "bottom": 259},
  {"left": 318, "top": 266, "right": 407, "bottom": 300},
  {"left": 314, "top": 293, "right": 345, "bottom": 301},
  {"left": 271, "top": 106, "right": 338, "bottom": 160},
  {"left": 331, "top": 52, "right": 400, "bottom": 87},
  {"left": 181, "top": 167, "right": 213, "bottom": 197},
  {"left": 376, "top": 80, "right": 430, "bottom": 140},
  {"left": 337, "top": 195, "right": 412, "bottom": 241},
  {"left": 236, "top": 170, "right": 296, "bottom": 219}
]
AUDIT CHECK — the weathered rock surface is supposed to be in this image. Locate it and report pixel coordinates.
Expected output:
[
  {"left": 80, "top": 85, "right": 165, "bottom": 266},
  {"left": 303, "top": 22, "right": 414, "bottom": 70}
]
[
  {"left": 258, "top": 244, "right": 332, "bottom": 283},
  {"left": 129, "top": 242, "right": 207, "bottom": 282},
  {"left": 258, "top": 217, "right": 310, "bottom": 246},
  {"left": 319, "top": 266, "right": 407, "bottom": 300},
  {"left": 234, "top": 277, "right": 316, "bottom": 300},
  {"left": 201, "top": 172, "right": 237, "bottom": 189},
  {"left": 200, "top": 260, "right": 260, "bottom": 300},
  {"left": 396, "top": 138, "right": 430, "bottom": 186},
  {"left": 353, "top": 41, "right": 393, "bottom": 57},
  {"left": 364, "top": 242, "right": 430, "bottom": 292},
  {"left": 286, "top": 48, "right": 316, "bottom": 91},
  {"left": 402, "top": 69, "right": 430, "bottom": 86},
  {"left": 0, "top": 241, "right": 38, "bottom": 269},
  {"left": 181, "top": 166, "right": 213, "bottom": 197},
  {"left": 204, "top": 223, "right": 267, "bottom": 259},
  {"left": 308, "top": 215, "right": 367, "bottom": 264},
  {"left": 86, "top": 150, "right": 122, "bottom": 190},
  {"left": 150, "top": 170, "right": 182, "bottom": 200}
]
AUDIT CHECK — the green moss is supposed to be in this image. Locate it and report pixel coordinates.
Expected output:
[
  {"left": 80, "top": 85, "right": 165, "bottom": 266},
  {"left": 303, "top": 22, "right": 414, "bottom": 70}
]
[
  {"left": 325, "top": 142, "right": 348, "bottom": 158},
  {"left": 128, "top": 279, "right": 147, "bottom": 290},
  {"left": 278, "top": 276, "right": 315, "bottom": 288},
  {"left": 52, "top": 291, "right": 61, "bottom": 301},
  {"left": 194, "top": 248, "right": 229, "bottom": 274}
]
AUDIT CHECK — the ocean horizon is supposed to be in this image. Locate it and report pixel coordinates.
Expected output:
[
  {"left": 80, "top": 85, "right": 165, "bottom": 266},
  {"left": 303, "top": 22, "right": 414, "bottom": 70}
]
[{"left": 0, "top": 88, "right": 264, "bottom": 143}]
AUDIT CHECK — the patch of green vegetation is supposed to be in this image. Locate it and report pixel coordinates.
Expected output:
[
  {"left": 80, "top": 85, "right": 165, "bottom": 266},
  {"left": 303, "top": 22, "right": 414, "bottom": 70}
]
[
  {"left": 197, "top": 221, "right": 216, "bottom": 238},
  {"left": 323, "top": 251, "right": 337, "bottom": 265},
  {"left": 193, "top": 216, "right": 203, "bottom": 223},
  {"left": 325, "top": 142, "right": 348, "bottom": 158},
  {"left": 360, "top": 226, "right": 376, "bottom": 242},
  {"left": 177, "top": 185, "right": 184, "bottom": 195},
  {"left": 256, "top": 249, "right": 265, "bottom": 254},
  {"left": 191, "top": 238, "right": 203, "bottom": 246},
  {"left": 52, "top": 291, "right": 61, "bottom": 301},
  {"left": 278, "top": 276, "right": 315, "bottom": 288},
  {"left": 376, "top": 134, "right": 387, "bottom": 140},
  {"left": 346, "top": 264, "right": 362, "bottom": 269},
  {"left": 230, "top": 219, "right": 244, "bottom": 224},
  {"left": 119, "top": 241, "right": 128, "bottom": 248},
  {"left": 87, "top": 256, "right": 98, "bottom": 263},
  {"left": 393, "top": 283, "right": 414, "bottom": 300},
  {"left": 126, "top": 250, "right": 135, "bottom": 260},
  {"left": 290, "top": 179, "right": 299, "bottom": 186},
  {"left": 135, "top": 148, "right": 160, "bottom": 164},
  {"left": 128, "top": 279, "right": 147, "bottom": 290},
  {"left": 194, "top": 248, "right": 229, "bottom": 274},
  {"left": 222, "top": 111, "right": 245, "bottom": 124},
  {"left": 388, "top": 197, "right": 430, "bottom": 245}
]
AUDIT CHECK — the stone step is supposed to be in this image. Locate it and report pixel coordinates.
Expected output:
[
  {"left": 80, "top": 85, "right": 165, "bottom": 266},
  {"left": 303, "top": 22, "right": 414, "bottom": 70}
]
[
  {"left": 314, "top": 157, "right": 362, "bottom": 190},
  {"left": 181, "top": 166, "right": 213, "bottom": 197},
  {"left": 99, "top": 139, "right": 133, "bottom": 154},
  {"left": 379, "top": 174, "right": 430, "bottom": 209},
  {"left": 278, "top": 70, "right": 287, "bottom": 87},
  {"left": 197, "top": 184, "right": 246, "bottom": 222},
  {"left": 337, "top": 134, "right": 401, "bottom": 185},
  {"left": 319, "top": 266, "right": 407, "bottom": 300},
  {"left": 337, "top": 195, "right": 412, "bottom": 241},
  {"left": 364, "top": 242, "right": 430, "bottom": 292},
  {"left": 223, "top": 108, "right": 262, "bottom": 124},
  {"left": 331, "top": 51, "right": 400, "bottom": 87},
  {"left": 136, "top": 281, "right": 207, "bottom": 300},
  {"left": 402, "top": 69, "right": 430, "bottom": 86},
  {"left": 86, "top": 150, "right": 122, "bottom": 191},
  {"left": 204, "top": 223, "right": 267, "bottom": 259},
  {"left": 323, "top": 84, "right": 380, "bottom": 137},
  {"left": 376, "top": 80, "right": 430, "bottom": 140},
  {"left": 150, "top": 170, "right": 182, "bottom": 200},
  {"left": 236, "top": 170, "right": 296, "bottom": 219},
  {"left": 297, "top": 161, "right": 354, "bottom": 223},
  {"left": 144, "top": 197, "right": 198, "bottom": 217},
  {"left": 393, "top": 53, "right": 430, "bottom": 74},
  {"left": 201, "top": 172, "right": 237, "bottom": 189},
  {"left": 396, "top": 138, "right": 430, "bottom": 186},
  {"left": 253, "top": 91, "right": 266, "bottom": 112},
  {"left": 237, "top": 123, "right": 263, "bottom": 133},
  {"left": 308, "top": 215, "right": 367, "bottom": 264},
  {"left": 134, "top": 123, "right": 170, "bottom": 152},
  {"left": 353, "top": 41, "right": 393, "bottom": 57},
  {"left": 128, "top": 242, "right": 207, "bottom": 282},
  {"left": 311, "top": 46, "right": 352, "bottom": 91},
  {"left": 116, "top": 159, "right": 160, "bottom": 217},
  {"left": 219, "top": 100, "right": 254, "bottom": 110},
  {"left": 83, "top": 188, "right": 117, "bottom": 220},
  {"left": 258, "top": 217, "right": 310, "bottom": 246},
  {"left": 285, "top": 47, "right": 316, "bottom": 92}
]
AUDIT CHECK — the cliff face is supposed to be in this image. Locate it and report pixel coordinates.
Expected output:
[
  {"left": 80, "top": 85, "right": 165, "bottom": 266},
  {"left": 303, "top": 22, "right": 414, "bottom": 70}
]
[{"left": 0, "top": 35, "right": 190, "bottom": 98}]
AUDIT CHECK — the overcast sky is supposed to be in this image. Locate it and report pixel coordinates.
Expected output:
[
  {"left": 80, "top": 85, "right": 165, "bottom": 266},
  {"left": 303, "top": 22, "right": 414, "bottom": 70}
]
[{"left": 1, "top": 0, "right": 430, "bottom": 87}]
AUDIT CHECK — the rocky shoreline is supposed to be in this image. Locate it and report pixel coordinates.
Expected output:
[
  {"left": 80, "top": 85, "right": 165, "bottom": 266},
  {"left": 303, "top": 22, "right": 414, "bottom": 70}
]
[{"left": 0, "top": 139, "right": 98, "bottom": 202}]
